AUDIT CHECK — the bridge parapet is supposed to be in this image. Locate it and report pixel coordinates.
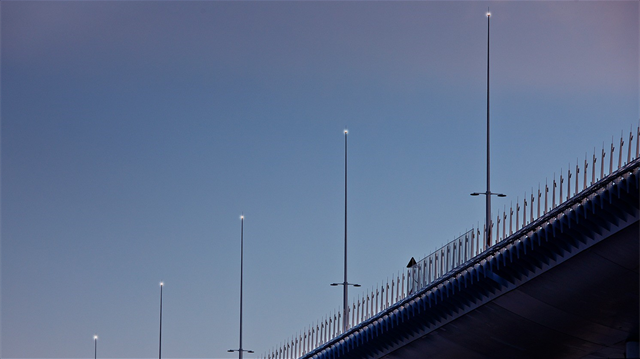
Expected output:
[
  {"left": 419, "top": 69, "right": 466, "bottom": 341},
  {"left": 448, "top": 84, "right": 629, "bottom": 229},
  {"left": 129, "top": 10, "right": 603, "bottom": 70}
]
[{"left": 264, "top": 126, "right": 640, "bottom": 359}]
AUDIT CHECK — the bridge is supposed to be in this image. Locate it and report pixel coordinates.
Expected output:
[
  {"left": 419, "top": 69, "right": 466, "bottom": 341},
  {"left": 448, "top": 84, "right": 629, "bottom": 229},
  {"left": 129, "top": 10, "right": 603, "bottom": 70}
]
[{"left": 264, "top": 129, "right": 639, "bottom": 359}]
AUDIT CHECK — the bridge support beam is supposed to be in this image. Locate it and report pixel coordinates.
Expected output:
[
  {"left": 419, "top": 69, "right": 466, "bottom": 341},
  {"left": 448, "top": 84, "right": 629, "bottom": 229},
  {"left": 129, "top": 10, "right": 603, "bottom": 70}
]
[{"left": 626, "top": 340, "right": 639, "bottom": 358}]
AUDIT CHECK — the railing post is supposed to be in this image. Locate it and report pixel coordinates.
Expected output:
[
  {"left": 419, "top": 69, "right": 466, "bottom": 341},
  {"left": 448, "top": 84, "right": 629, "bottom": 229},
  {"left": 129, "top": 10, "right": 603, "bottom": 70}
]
[
  {"left": 523, "top": 195, "right": 527, "bottom": 227},
  {"left": 464, "top": 235, "right": 469, "bottom": 263},
  {"left": 592, "top": 150, "right": 597, "bottom": 185},
  {"left": 537, "top": 186, "right": 542, "bottom": 218},
  {"left": 351, "top": 302, "right": 355, "bottom": 328},
  {"left": 365, "top": 294, "right": 370, "bottom": 319},
  {"left": 544, "top": 182, "right": 549, "bottom": 214},
  {"left": 385, "top": 281, "right": 389, "bottom": 309},
  {"left": 627, "top": 129, "right": 633, "bottom": 164},
  {"left": 636, "top": 125, "right": 639, "bottom": 159},
  {"left": 601, "top": 145, "right": 606, "bottom": 180},
  {"left": 423, "top": 261, "right": 427, "bottom": 286},
  {"left": 552, "top": 176, "right": 557, "bottom": 208},
  {"left": 390, "top": 278, "right": 395, "bottom": 305},
  {"left": 509, "top": 205, "right": 514, "bottom": 234},
  {"left": 371, "top": 289, "right": 375, "bottom": 317},
  {"left": 584, "top": 155, "right": 588, "bottom": 190},
  {"left": 501, "top": 210, "right": 506, "bottom": 241},
  {"left": 325, "top": 318, "right": 329, "bottom": 343},
  {"left": 482, "top": 224, "right": 486, "bottom": 251},
  {"left": 322, "top": 319, "right": 326, "bottom": 343},
  {"left": 619, "top": 133, "right": 624, "bottom": 169},
  {"left": 516, "top": 201, "right": 520, "bottom": 231},
  {"left": 470, "top": 231, "right": 475, "bottom": 257},
  {"left": 575, "top": 161, "right": 579, "bottom": 196},
  {"left": 567, "top": 168, "right": 572, "bottom": 200},
  {"left": 530, "top": 191, "right": 534, "bottom": 223},
  {"left": 609, "top": 140, "right": 615, "bottom": 175},
  {"left": 559, "top": 173, "right": 564, "bottom": 203},
  {"left": 363, "top": 295, "right": 367, "bottom": 320}
]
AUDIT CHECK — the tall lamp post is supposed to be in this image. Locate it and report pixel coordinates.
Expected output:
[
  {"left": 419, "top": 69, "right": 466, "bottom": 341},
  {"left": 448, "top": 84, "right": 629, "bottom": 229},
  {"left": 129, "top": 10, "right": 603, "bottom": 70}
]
[
  {"left": 471, "top": 9, "right": 506, "bottom": 250},
  {"left": 331, "top": 129, "right": 360, "bottom": 333},
  {"left": 159, "top": 282, "right": 163, "bottom": 359},
  {"left": 228, "top": 215, "right": 253, "bottom": 358},
  {"left": 93, "top": 335, "right": 98, "bottom": 359}
]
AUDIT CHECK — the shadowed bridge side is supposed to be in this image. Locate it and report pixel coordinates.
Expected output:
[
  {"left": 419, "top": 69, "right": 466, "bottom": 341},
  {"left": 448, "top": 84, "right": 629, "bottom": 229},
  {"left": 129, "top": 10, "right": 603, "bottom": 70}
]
[
  {"left": 265, "top": 129, "right": 640, "bottom": 359},
  {"left": 300, "top": 159, "right": 639, "bottom": 359}
]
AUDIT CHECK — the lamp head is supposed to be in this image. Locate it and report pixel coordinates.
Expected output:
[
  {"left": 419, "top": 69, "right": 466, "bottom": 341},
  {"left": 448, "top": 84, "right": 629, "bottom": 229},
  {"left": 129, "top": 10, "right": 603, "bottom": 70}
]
[
  {"left": 471, "top": 192, "right": 480, "bottom": 196},
  {"left": 94, "top": 335, "right": 98, "bottom": 340},
  {"left": 344, "top": 129, "right": 348, "bottom": 135},
  {"left": 160, "top": 282, "right": 164, "bottom": 286}
]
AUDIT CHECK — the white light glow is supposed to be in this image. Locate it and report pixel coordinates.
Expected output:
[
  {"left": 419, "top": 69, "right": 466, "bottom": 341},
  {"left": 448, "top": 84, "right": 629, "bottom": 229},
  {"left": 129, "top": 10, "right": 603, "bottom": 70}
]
[
  {"left": 94, "top": 335, "right": 98, "bottom": 340},
  {"left": 486, "top": 12, "right": 491, "bottom": 17},
  {"left": 240, "top": 215, "right": 244, "bottom": 220},
  {"left": 160, "top": 282, "right": 164, "bottom": 286},
  {"left": 344, "top": 129, "right": 348, "bottom": 134}
]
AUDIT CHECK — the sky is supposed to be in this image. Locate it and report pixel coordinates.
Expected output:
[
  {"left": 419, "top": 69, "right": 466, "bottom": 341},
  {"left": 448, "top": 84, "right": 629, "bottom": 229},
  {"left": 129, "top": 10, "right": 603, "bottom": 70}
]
[{"left": 1, "top": 1, "right": 638, "bottom": 358}]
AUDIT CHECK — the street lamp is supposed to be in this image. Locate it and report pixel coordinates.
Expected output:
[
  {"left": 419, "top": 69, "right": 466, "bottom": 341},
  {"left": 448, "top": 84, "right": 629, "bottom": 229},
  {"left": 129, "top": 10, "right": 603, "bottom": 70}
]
[
  {"left": 471, "top": 9, "right": 506, "bottom": 250},
  {"left": 228, "top": 214, "right": 253, "bottom": 358},
  {"left": 331, "top": 128, "right": 360, "bottom": 333},
  {"left": 159, "top": 282, "right": 163, "bottom": 359},
  {"left": 93, "top": 335, "right": 98, "bottom": 359}
]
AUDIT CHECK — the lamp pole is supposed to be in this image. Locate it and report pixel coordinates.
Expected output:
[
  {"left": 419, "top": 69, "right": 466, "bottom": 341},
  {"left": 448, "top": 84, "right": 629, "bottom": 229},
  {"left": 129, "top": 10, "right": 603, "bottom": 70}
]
[
  {"left": 331, "top": 129, "right": 360, "bottom": 333},
  {"left": 159, "top": 282, "right": 163, "bottom": 359},
  {"left": 228, "top": 215, "right": 253, "bottom": 358},
  {"left": 93, "top": 335, "right": 98, "bottom": 359},
  {"left": 471, "top": 9, "right": 506, "bottom": 249},
  {"left": 486, "top": 8, "right": 491, "bottom": 248}
]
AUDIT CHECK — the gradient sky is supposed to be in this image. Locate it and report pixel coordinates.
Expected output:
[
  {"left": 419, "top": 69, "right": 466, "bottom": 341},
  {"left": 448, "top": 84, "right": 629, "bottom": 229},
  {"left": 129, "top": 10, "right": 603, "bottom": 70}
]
[{"left": 1, "top": 1, "right": 638, "bottom": 358}]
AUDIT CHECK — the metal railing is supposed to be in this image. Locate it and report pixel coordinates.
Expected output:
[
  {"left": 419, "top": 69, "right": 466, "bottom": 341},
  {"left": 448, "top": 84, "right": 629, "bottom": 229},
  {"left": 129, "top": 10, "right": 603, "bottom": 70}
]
[{"left": 263, "top": 125, "right": 640, "bottom": 359}]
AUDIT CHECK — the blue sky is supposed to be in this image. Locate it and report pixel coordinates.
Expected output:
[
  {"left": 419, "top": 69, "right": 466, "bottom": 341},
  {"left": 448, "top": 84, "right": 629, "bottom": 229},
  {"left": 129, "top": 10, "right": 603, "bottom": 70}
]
[{"left": 1, "top": 1, "right": 638, "bottom": 358}]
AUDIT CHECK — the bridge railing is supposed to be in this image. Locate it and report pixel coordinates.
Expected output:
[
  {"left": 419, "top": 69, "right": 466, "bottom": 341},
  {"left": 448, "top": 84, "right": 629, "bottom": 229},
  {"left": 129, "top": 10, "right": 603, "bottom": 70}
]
[
  {"left": 262, "top": 236, "right": 479, "bottom": 359},
  {"left": 407, "top": 230, "right": 475, "bottom": 296},
  {"left": 263, "top": 125, "right": 640, "bottom": 359},
  {"left": 486, "top": 127, "right": 640, "bottom": 248}
]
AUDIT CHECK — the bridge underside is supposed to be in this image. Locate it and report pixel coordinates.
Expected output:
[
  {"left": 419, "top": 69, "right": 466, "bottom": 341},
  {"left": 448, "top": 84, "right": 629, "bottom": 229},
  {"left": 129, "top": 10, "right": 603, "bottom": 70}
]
[
  {"left": 304, "top": 165, "right": 639, "bottom": 359},
  {"left": 384, "top": 221, "right": 638, "bottom": 359}
]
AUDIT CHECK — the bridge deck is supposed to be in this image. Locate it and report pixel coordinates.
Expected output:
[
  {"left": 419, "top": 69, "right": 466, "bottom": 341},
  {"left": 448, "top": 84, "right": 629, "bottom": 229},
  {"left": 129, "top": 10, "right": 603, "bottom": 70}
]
[
  {"left": 385, "top": 222, "right": 638, "bottom": 359},
  {"left": 304, "top": 161, "right": 639, "bottom": 359}
]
